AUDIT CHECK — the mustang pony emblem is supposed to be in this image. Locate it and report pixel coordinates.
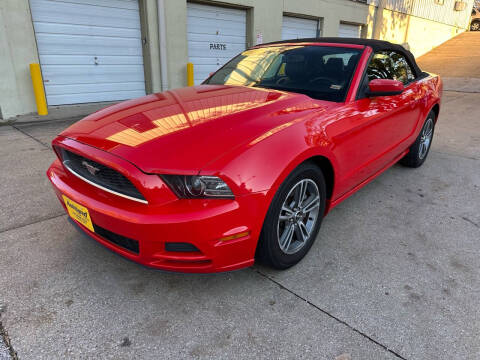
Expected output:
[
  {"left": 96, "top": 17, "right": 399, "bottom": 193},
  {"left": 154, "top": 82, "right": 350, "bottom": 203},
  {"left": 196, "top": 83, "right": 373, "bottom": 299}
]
[{"left": 82, "top": 160, "right": 100, "bottom": 176}]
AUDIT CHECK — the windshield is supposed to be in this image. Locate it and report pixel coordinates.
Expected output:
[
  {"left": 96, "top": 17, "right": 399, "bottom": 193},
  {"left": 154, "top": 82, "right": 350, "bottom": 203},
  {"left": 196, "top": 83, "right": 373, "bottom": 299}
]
[{"left": 204, "top": 45, "right": 362, "bottom": 102}]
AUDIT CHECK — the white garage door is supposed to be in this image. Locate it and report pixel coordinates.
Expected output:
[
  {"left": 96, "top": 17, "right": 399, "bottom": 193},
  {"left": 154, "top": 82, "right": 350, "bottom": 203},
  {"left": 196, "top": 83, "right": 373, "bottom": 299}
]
[
  {"left": 187, "top": 3, "right": 247, "bottom": 85},
  {"left": 339, "top": 23, "right": 362, "bottom": 38},
  {"left": 282, "top": 16, "right": 319, "bottom": 40},
  {"left": 30, "top": 0, "right": 146, "bottom": 105}
]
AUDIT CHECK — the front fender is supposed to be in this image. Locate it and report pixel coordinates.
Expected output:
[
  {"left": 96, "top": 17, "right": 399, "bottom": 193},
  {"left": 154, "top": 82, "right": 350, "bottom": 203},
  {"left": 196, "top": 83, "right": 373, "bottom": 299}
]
[{"left": 200, "top": 118, "right": 339, "bottom": 200}]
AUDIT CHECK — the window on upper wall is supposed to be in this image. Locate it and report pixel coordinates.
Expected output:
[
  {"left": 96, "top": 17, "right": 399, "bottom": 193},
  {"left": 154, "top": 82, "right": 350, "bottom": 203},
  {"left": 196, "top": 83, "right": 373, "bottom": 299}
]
[{"left": 366, "top": 51, "right": 416, "bottom": 85}]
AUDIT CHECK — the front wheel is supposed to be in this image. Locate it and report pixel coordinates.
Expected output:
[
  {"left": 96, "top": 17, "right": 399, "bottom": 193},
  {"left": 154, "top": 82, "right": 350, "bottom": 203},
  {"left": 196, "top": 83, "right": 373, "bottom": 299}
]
[
  {"left": 257, "top": 163, "right": 326, "bottom": 269},
  {"left": 471, "top": 21, "right": 480, "bottom": 31},
  {"left": 400, "top": 111, "right": 435, "bottom": 168}
]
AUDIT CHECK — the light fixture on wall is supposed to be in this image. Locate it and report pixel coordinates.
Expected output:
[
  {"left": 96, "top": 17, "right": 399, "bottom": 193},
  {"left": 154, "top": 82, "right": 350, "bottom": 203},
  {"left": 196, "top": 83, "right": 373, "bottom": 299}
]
[{"left": 434, "top": 0, "right": 445, "bottom": 5}]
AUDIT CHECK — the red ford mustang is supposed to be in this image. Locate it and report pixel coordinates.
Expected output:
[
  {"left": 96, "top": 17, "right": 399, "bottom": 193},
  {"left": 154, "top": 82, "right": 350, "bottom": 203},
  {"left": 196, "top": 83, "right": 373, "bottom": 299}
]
[{"left": 47, "top": 38, "right": 442, "bottom": 273}]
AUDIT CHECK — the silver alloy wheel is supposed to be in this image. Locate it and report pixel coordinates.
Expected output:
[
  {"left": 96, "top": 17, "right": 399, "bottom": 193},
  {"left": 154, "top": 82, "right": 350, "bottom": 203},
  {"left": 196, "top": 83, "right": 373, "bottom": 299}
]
[
  {"left": 472, "top": 22, "right": 480, "bottom": 31},
  {"left": 277, "top": 179, "right": 320, "bottom": 255},
  {"left": 419, "top": 118, "right": 434, "bottom": 160}
]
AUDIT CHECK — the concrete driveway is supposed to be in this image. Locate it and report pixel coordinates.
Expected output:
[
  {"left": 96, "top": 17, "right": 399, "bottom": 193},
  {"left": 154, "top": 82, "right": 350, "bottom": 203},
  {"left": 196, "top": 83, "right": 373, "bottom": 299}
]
[{"left": 1, "top": 39, "right": 479, "bottom": 360}]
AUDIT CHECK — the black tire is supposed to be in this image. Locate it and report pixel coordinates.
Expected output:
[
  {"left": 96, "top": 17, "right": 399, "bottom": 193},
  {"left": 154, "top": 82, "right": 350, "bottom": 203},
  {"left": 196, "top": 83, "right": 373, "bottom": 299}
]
[
  {"left": 257, "top": 162, "right": 326, "bottom": 269},
  {"left": 471, "top": 21, "right": 480, "bottom": 31},
  {"left": 400, "top": 111, "right": 435, "bottom": 168}
]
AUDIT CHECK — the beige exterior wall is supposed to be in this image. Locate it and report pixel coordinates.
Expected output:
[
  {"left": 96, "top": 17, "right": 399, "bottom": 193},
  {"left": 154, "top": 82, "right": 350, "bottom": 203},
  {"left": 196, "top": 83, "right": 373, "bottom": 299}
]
[
  {"left": 0, "top": 0, "right": 474, "bottom": 119},
  {"left": 405, "top": 16, "right": 463, "bottom": 56},
  {"left": 371, "top": 3, "right": 473, "bottom": 57},
  {"left": 0, "top": 0, "right": 39, "bottom": 119},
  {"left": 144, "top": 0, "right": 162, "bottom": 93}
]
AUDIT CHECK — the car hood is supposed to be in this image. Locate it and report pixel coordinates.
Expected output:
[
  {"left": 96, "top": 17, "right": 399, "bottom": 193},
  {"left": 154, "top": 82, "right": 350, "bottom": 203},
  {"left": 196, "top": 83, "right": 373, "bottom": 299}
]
[{"left": 60, "top": 85, "right": 333, "bottom": 173}]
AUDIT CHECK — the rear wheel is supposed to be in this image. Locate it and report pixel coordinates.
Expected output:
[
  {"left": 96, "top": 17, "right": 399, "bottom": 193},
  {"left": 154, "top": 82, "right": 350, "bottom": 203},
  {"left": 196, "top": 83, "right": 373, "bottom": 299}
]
[
  {"left": 471, "top": 21, "right": 480, "bottom": 31},
  {"left": 400, "top": 111, "right": 435, "bottom": 168},
  {"left": 257, "top": 163, "right": 326, "bottom": 269}
]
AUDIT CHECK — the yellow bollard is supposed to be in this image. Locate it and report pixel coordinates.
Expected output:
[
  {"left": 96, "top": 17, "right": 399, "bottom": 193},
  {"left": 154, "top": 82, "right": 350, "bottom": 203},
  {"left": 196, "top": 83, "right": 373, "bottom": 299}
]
[
  {"left": 29, "top": 63, "right": 48, "bottom": 116},
  {"left": 187, "top": 62, "right": 194, "bottom": 87}
]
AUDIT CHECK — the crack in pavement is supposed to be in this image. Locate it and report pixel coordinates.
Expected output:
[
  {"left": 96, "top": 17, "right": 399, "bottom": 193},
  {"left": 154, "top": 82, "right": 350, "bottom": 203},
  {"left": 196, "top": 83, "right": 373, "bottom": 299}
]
[
  {"left": 0, "top": 214, "right": 67, "bottom": 235},
  {"left": 252, "top": 267, "right": 408, "bottom": 360},
  {"left": 442, "top": 89, "right": 480, "bottom": 94},
  {"left": 430, "top": 150, "right": 478, "bottom": 161},
  {"left": 461, "top": 216, "right": 480, "bottom": 229},
  {"left": 10, "top": 125, "right": 49, "bottom": 149}
]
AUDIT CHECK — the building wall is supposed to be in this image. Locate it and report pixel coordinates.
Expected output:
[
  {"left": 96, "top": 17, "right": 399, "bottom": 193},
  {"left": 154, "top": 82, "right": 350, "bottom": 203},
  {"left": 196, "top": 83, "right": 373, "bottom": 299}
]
[
  {"left": 371, "top": 0, "right": 474, "bottom": 27},
  {"left": 0, "top": 0, "right": 475, "bottom": 119},
  {"left": 0, "top": 0, "right": 39, "bottom": 119},
  {"left": 161, "top": 0, "right": 372, "bottom": 90},
  {"left": 143, "top": 0, "right": 162, "bottom": 93},
  {"left": 370, "top": 0, "right": 475, "bottom": 56}
]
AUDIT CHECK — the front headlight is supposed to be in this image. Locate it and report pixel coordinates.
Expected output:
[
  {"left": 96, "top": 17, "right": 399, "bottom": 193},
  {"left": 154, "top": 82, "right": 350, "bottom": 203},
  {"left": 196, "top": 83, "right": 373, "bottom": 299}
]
[{"left": 161, "top": 175, "right": 234, "bottom": 199}]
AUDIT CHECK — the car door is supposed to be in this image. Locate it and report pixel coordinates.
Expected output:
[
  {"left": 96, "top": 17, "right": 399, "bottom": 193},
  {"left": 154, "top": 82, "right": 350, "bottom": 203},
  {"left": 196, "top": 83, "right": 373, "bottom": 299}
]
[{"left": 331, "top": 50, "right": 422, "bottom": 197}]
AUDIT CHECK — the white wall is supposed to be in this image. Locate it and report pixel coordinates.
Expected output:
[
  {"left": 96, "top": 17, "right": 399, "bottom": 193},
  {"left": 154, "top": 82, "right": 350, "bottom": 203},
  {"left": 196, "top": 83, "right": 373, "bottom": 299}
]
[{"left": 0, "top": 0, "right": 39, "bottom": 119}]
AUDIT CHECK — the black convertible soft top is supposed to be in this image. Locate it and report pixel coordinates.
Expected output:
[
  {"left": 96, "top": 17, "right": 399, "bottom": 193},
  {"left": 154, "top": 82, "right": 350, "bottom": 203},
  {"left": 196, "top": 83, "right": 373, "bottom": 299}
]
[{"left": 260, "top": 37, "right": 422, "bottom": 78}]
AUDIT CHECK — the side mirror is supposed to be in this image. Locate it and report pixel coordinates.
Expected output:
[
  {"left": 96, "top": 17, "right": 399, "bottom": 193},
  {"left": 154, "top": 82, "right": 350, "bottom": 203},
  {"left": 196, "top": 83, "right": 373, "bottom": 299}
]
[{"left": 366, "top": 79, "right": 404, "bottom": 97}]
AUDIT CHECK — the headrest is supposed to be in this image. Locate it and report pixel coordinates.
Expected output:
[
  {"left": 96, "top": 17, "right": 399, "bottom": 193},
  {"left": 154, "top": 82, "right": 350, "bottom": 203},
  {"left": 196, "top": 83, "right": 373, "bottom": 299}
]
[{"left": 325, "top": 58, "right": 344, "bottom": 73}]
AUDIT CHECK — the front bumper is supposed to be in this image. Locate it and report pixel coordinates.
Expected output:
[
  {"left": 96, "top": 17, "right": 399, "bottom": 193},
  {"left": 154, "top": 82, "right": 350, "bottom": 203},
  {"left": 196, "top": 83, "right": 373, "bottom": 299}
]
[{"left": 47, "top": 159, "right": 268, "bottom": 273}]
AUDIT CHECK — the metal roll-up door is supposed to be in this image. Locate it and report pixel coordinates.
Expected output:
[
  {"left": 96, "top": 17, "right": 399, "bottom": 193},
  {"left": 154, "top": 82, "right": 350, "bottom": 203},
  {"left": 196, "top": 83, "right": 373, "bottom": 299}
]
[
  {"left": 282, "top": 16, "right": 319, "bottom": 40},
  {"left": 30, "top": 0, "right": 146, "bottom": 105},
  {"left": 187, "top": 3, "right": 247, "bottom": 85},
  {"left": 339, "top": 23, "right": 362, "bottom": 38}
]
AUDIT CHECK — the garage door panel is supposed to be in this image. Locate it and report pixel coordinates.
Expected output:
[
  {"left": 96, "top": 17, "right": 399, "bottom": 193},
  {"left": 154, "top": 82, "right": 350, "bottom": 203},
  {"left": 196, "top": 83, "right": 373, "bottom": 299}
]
[
  {"left": 187, "top": 18, "right": 246, "bottom": 35},
  {"left": 51, "top": 0, "right": 140, "bottom": 10},
  {"left": 30, "top": 0, "right": 145, "bottom": 105},
  {"left": 187, "top": 12, "right": 246, "bottom": 24},
  {"left": 39, "top": 55, "right": 144, "bottom": 66},
  {"left": 194, "top": 67, "right": 218, "bottom": 83},
  {"left": 188, "top": 44, "right": 245, "bottom": 58},
  {"left": 187, "top": 3, "right": 247, "bottom": 20},
  {"left": 194, "top": 64, "right": 232, "bottom": 73},
  {"left": 282, "top": 16, "right": 318, "bottom": 40},
  {"left": 30, "top": 0, "right": 140, "bottom": 29},
  {"left": 284, "top": 17, "right": 318, "bottom": 31},
  {"left": 47, "top": 90, "right": 146, "bottom": 105},
  {"left": 35, "top": 34, "right": 143, "bottom": 56},
  {"left": 41, "top": 65, "right": 145, "bottom": 84},
  {"left": 187, "top": 33, "right": 246, "bottom": 46},
  {"left": 188, "top": 48, "right": 245, "bottom": 58},
  {"left": 33, "top": 22, "right": 141, "bottom": 39},
  {"left": 188, "top": 56, "right": 239, "bottom": 65},
  {"left": 188, "top": 3, "right": 246, "bottom": 85},
  {"left": 45, "top": 82, "right": 145, "bottom": 96},
  {"left": 339, "top": 23, "right": 362, "bottom": 38}
]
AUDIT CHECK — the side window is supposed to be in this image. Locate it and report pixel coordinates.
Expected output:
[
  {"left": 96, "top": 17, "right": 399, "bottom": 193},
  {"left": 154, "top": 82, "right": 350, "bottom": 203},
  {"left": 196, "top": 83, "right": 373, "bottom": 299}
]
[
  {"left": 366, "top": 52, "right": 394, "bottom": 81},
  {"left": 366, "top": 51, "right": 415, "bottom": 85},
  {"left": 390, "top": 52, "right": 415, "bottom": 84}
]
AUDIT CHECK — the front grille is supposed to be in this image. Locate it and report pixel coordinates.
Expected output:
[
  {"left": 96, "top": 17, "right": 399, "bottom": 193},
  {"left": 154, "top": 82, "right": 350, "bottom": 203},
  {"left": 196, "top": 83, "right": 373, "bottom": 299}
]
[
  {"left": 93, "top": 224, "right": 140, "bottom": 254},
  {"left": 60, "top": 148, "right": 146, "bottom": 203}
]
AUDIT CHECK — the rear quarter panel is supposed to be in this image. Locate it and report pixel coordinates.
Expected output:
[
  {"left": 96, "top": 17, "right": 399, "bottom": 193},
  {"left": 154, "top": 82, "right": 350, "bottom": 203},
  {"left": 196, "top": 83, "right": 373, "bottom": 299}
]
[{"left": 418, "top": 73, "right": 443, "bottom": 123}]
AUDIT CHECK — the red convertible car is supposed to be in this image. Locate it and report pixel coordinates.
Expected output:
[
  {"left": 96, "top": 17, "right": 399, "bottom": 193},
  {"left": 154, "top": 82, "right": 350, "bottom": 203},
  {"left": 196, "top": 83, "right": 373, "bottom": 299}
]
[{"left": 47, "top": 38, "right": 442, "bottom": 273}]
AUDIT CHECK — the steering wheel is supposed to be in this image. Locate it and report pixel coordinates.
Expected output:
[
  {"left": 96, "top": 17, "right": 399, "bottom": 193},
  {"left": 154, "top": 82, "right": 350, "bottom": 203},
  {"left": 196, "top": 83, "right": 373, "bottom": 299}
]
[
  {"left": 310, "top": 77, "right": 336, "bottom": 87},
  {"left": 276, "top": 77, "right": 289, "bottom": 85}
]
